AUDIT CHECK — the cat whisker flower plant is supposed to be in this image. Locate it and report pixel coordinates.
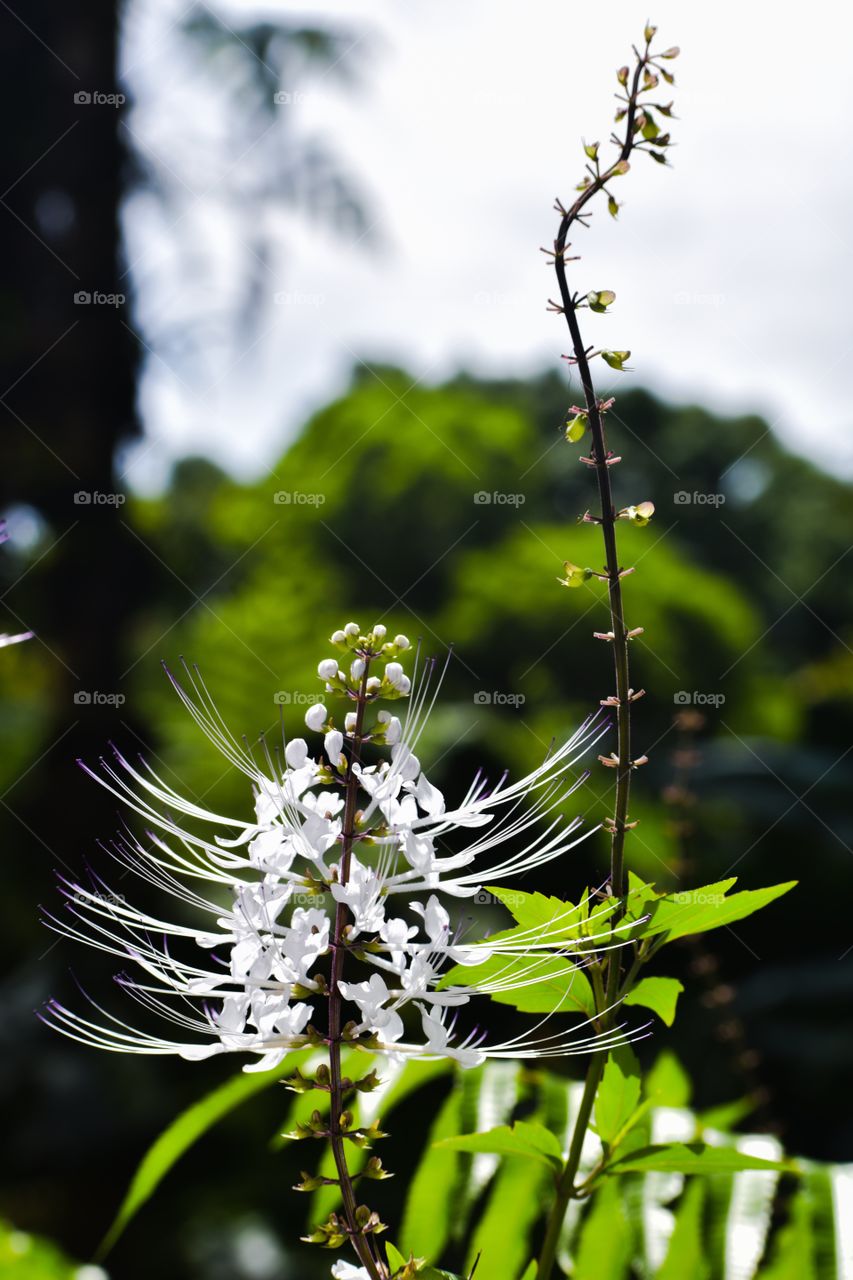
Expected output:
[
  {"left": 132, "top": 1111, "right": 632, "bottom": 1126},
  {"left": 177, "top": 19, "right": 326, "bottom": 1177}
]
[{"left": 43, "top": 623, "right": 641, "bottom": 1279}]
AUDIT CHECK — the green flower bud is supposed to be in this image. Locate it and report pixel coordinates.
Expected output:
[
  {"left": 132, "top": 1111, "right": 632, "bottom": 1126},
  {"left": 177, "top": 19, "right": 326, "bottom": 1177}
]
[
  {"left": 587, "top": 289, "right": 616, "bottom": 313},
  {"left": 558, "top": 561, "right": 594, "bottom": 588},
  {"left": 601, "top": 349, "right": 632, "bottom": 371},
  {"left": 565, "top": 411, "right": 589, "bottom": 443},
  {"left": 619, "top": 501, "right": 655, "bottom": 526}
]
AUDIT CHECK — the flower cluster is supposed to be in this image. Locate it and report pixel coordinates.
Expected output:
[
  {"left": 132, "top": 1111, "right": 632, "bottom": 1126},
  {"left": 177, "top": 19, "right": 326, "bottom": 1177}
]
[{"left": 43, "top": 623, "right": 626, "bottom": 1072}]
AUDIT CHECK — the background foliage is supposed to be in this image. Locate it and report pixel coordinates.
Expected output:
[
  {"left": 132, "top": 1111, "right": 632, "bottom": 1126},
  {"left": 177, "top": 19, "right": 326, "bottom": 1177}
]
[{"left": 3, "top": 366, "right": 853, "bottom": 1276}]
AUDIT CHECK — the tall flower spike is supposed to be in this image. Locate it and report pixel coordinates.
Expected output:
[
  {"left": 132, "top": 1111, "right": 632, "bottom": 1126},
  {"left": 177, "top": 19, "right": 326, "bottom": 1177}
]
[
  {"left": 43, "top": 624, "right": 647, "bottom": 1280},
  {"left": 42, "top": 628, "right": 632, "bottom": 1072}
]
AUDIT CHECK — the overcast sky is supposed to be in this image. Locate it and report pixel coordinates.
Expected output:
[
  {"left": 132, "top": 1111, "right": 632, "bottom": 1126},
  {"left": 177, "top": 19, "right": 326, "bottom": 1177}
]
[{"left": 120, "top": 0, "right": 853, "bottom": 490}]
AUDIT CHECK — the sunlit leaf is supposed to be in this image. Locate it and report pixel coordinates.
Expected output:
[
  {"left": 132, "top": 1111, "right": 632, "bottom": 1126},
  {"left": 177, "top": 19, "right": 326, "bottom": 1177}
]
[
  {"left": 595, "top": 1047, "right": 642, "bottom": 1145},
  {"left": 607, "top": 1143, "right": 795, "bottom": 1176},
  {"left": 437, "top": 1120, "right": 563, "bottom": 1171},
  {"left": 624, "top": 976, "right": 683, "bottom": 1026},
  {"left": 645, "top": 1050, "right": 692, "bottom": 1107},
  {"left": 638, "top": 880, "right": 797, "bottom": 944}
]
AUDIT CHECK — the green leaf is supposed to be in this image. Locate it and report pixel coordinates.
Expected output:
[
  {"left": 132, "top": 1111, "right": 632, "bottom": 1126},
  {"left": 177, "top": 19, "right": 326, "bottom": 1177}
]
[
  {"left": 519, "top": 1264, "right": 537, "bottom": 1280},
  {"left": 97, "top": 1050, "right": 307, "bottom": 1258},
  {"left": 0, "top": 1219, "right": 88, "bottom": 1278},
  {"left": 437, "top": 1120, "right": 563, "bottom": 1171},
  {"left": 595, "top": 1046, "right": 642, "bottom": 1145},
  {"left": 640, "top": 880, "right": 796, "bottom": 944},
  {"left": 575, "top": 1179, "right": 632, "bottom": 1280},
  {"left": 624, "top": 976, "right": 684, "bottom": 1026},
  {"left": 758, "top": 1178, "right": 817, "bottom": 1279},
  {"left": 442, "top": 952, "right": 596, "bottom": 1017},
  {"left": 697, "top": 1097, "right": 754, "bottom": 1132},
  {"left": 607, "top": 1142, "right": 795, "bottom": 1176},
  {"left": 645, "top": 1050, "right": 692, "bottom": 1107},
  {"left": 400, "top": 1084, "right": 464, "bottom": 1260},
  {"left": 466, "top": 1147, "right": 551, "bottom": 1280},
  {"left": 487, "top": 885, "right": 587, "bottom": 932},
  {"left": 656, "top": 1180, "right": 709, "bottom": 1280},
  {"left": 386, "top": 1242, "right": 408, "bottom": 1270}
]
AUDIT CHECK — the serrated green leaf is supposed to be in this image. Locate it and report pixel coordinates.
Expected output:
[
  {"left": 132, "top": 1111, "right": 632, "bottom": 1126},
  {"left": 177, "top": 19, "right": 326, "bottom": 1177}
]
[
  {"left": 440, "top": 952, "right": 596, "bottom": 1017},
  {"left": 487, "top": 885, "right": 587, "bottom": 932},
  {"left": 97, "top": 1049, "right": 307, "bottom": 1258},
  {"left": 607, "top": 1143, "right": 795, "bottom": 1176},
  {"left": 437, "top": 1120, "right": 563, "bottom": 1171},
  {"left": 645, "top": 1050, "right": 692, "bottom": 1108},
  {"left": 595, "top": 1046, "right": 642, "bottom": 1145},
  {"left": 641, "top": 880, "right": 796, "bottom": 944},
  {"left": 624, "top": 976, "right": 684, "bottom": 1026}
]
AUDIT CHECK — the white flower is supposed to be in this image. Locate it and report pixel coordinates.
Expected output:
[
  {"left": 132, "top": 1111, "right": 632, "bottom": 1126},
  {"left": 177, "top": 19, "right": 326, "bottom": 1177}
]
[
  {"left": 351, "top": 657, "right": 365, "bottom": 680},
  {"left": 372, "top": 624, "right": 387, "bottom": 640},
  {"left": 331, "top": 1262, "right": 371, "bottom": 1280},
  {"left": 344, "top": 622, "right": 359, "bottom": 636},
  {"left": 318, "top": 659, "right": 339, "bottom": 680},
  {"left": 42, "top": 639, "right": 631, "bottom": 1071},
  {"left": 376, "top": 710, "right": 401, "bottom": 745},
  {"left": 305, "top": 702, "right": 327, "bottom": 731},
  {"left": 284, "top": 738, "right": 308, "bottom": 769},
  {"left": 393, "top": 634, "right": 410, "bottom": 650},
  {"left": 330, "top": 855, "right": 385, "bottom": 936},
  {"left": 384, "top": 661, "right": 411, "bottom": 694}
]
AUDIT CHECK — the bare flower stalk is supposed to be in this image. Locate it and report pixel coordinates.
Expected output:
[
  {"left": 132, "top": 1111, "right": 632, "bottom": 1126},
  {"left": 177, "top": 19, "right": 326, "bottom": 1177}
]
[{"left": 537, "top": 24, "right": 679, "bottom": 1280}]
